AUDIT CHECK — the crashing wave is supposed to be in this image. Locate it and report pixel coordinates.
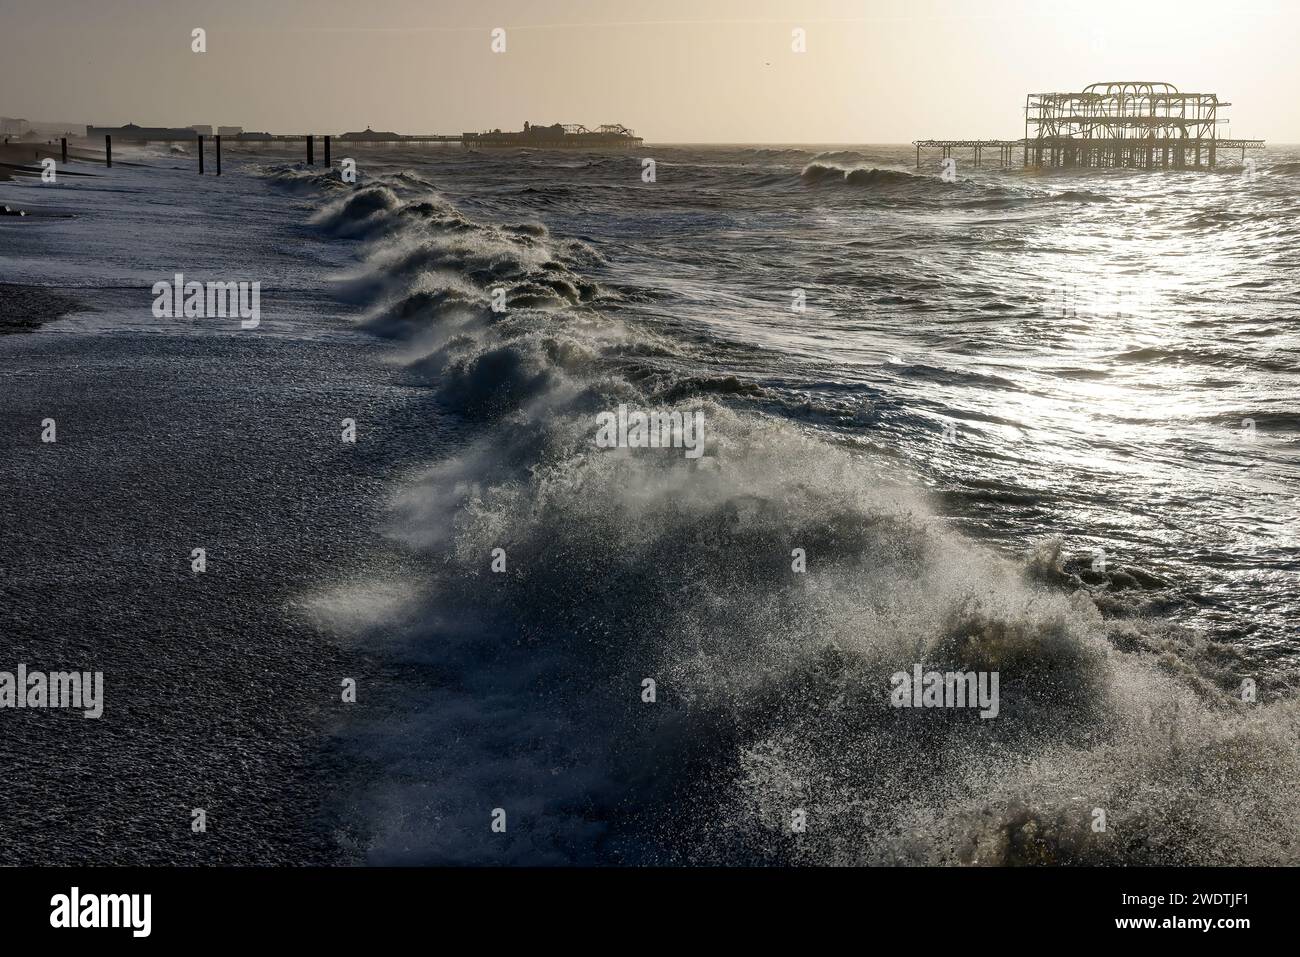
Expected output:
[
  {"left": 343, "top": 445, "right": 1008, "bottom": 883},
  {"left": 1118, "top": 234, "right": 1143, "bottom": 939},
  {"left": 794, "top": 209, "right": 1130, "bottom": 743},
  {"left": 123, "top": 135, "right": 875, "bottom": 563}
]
[{"left": 259, "top": 163, "right": 1300, "bottom": 867}]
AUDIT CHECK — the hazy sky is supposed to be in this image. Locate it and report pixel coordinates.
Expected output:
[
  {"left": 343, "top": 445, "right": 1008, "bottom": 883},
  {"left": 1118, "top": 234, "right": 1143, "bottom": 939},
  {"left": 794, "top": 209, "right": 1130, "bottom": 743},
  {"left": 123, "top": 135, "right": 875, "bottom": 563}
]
[{"left": 2, "top": 0, "right": 1296, "bottom": 142}]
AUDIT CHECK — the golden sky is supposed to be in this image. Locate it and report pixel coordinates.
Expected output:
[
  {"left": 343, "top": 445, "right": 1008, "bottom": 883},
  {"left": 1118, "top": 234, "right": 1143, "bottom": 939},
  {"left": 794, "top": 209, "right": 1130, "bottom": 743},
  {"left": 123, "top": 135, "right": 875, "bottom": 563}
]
[{"left": 1, "top": 0, "right": 1294, "bottom": 142}]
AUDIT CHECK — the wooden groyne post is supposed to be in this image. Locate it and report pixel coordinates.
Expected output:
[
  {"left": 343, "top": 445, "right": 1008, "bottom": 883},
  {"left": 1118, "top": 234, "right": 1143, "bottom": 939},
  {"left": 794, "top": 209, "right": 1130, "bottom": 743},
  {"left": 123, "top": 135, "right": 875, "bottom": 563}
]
[
  {"left": 198, "top": 134, "right": 205, "bottom": 174},
  {"left": 306, "top": 135, "right": 314, "bottom": 166},
  {"left": 324, "top": 135, "right": 331, "bottom": 168},
  {"left": 105, "top": 135, "right": 112, "bottom": 168},
  {"left": 61, "top": 138, "right": 67, "bottom": 164},
  {"left": 216, "top": 135, "right": 222, "bottom": 175}
]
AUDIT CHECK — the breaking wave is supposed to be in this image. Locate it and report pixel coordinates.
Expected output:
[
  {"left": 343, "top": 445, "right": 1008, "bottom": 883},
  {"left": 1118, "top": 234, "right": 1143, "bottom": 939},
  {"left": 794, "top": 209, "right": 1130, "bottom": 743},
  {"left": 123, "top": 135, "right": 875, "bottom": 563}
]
[
  {"left": 801, "top": 163, "right": 932, "bottom": 189},
  {"left": 266, "top": 166, "right": 1300, "bottom": 867}
]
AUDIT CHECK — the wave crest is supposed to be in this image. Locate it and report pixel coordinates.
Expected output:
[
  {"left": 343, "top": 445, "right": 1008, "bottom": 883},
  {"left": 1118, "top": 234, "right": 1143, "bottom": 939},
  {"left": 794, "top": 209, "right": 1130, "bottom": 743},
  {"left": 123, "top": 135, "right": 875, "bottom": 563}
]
[{"left": 288, "top": 161, "right": 1298, "bottom": 867}]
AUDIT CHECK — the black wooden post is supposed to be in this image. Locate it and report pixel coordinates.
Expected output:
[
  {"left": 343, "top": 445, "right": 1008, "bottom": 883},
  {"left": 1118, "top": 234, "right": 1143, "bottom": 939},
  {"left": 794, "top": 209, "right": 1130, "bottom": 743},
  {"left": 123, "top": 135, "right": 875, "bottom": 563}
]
[
  {"left": 198, "top": 134, "right": 205, "bottom": 174},
  {"left": 61, "top": 138, "right": 68, "bottom": 164},
  {"left": 105, "top": 135, "right": 112, "bottom": 168},
  {"left": 324, "top": 135, "right": 331, "bottom": 168},
  {"left": 306, "top": 135, "right": 314, "bottom": 165},
  {"left": 215, "top": 135, "right": 222, "bottom": 175}
]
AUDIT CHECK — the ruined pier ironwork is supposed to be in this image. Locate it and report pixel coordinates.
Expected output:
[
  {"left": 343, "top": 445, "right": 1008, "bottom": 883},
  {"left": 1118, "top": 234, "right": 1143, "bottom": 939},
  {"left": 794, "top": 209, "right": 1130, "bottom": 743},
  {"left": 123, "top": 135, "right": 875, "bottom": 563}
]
[
  {"left": 913, "top": 140, "right": 1022, "bottom": 168},
  {"left": 915, "top": 81, "right": 1264, "bottom": 171}
]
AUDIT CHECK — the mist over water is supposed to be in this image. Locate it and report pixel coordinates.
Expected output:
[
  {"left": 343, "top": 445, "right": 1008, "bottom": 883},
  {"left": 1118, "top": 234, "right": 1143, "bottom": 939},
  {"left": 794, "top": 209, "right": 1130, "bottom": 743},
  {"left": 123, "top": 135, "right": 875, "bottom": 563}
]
[{"left": 263, "top": 144, "right": 1300, "bottom": 865}]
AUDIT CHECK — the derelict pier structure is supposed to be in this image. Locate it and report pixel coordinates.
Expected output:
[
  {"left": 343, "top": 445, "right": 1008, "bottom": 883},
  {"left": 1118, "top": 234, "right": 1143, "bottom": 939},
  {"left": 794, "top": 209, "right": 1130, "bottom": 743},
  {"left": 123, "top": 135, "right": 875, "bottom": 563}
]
[{"left": 915, "top": 81, "right": 1264, "bottom": 171}]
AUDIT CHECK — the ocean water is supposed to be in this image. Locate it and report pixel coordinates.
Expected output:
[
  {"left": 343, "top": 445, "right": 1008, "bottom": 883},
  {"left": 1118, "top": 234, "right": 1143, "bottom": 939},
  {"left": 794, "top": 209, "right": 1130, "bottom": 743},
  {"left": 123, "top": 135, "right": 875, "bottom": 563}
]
[
  {"left": 271, "top": 143, "right": 1300, "bottom": 865},
  {"left": 3, "top": 143, "right": 1299, "bottom": 865}
]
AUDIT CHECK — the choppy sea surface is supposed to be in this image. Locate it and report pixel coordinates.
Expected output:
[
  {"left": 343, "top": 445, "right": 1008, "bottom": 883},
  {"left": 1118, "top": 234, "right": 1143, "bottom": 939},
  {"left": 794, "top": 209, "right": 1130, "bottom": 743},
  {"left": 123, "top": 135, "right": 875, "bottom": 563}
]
[
  {"left": 4, "top": 143, "right": 1299, "bottom": 865},
  {"left": 270, "top": 143, "right": 1298, "bottom": 865}
]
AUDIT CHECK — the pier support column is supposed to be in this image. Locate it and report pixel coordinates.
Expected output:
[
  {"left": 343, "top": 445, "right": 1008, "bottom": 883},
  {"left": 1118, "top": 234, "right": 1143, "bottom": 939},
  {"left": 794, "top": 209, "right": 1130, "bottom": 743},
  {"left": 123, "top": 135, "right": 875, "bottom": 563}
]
[
  {"left": 324, "top": 135, "right": 331, "bottom": 168},
  {"left": 198, "top": 135, "right": 204, "bottom": 174},
  {"left": 105, "top": 135, "right": 112, "bottom": 168},
  {"left": 216, "top": 135, "right": 222, "bottom": 175},
  {"left": 306, "top": 135, "right": 314, "bottom": 165}
]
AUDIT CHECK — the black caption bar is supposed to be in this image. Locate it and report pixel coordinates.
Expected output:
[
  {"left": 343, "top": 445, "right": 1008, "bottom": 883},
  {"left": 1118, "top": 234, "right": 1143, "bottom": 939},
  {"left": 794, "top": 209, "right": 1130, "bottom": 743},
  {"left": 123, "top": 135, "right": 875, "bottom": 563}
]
[{"left": 0, "top": 866, "right": 1283, "bottom": 943}]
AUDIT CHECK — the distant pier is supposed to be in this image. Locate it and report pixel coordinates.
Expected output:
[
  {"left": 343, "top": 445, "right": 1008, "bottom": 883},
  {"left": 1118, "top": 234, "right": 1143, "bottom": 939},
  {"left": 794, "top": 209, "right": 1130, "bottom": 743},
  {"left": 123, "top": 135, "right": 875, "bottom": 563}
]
[
  {"left": 78, "top": 122, "right": 642, "bottom": 152},
  {"left": 74, "top": 121, "right": 646, "bottom": 171},
  {"left": 915, "top": 137, "right": 1265, "bottom": 170},
  {"left": 913, "top": 140, "right": 1022, "bottom": 168},
  {"left": 916, "top": 81, "right": 1265, "bottom": 170}
]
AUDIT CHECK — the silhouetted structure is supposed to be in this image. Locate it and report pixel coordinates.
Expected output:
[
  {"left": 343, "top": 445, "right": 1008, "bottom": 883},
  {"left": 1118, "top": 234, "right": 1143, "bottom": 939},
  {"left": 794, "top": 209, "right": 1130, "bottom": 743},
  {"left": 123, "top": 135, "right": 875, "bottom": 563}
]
[
  {"left": 87, "top": 123, "right": 207, "bottom": 142},
  {"left": 462, "top": 122, "right": 643, "bottom": 149},
  {"left": 338, "top": 127, "right": 403, "bottom": 142},
  {"left": 1025, "top": 82, "right": 1262, "bottom": 169},
  {"left": 915, "top": 81, "right": 1264, "bottom": 170}
]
